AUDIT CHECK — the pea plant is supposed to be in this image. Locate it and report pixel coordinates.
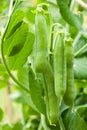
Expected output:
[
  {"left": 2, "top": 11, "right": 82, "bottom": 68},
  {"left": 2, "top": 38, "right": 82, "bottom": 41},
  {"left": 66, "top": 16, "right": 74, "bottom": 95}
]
[{"left": 0, "top": 0, "right": 87, "bottom": 129}]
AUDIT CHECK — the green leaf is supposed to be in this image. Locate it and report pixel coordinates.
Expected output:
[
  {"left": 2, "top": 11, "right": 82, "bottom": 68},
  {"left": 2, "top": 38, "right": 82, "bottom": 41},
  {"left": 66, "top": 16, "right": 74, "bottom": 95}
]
[
  {"left": 25, "top": 5, "right": 35, "bottom": 24},
  {"left": 0, "top": 107, "right": 3, "bottom": 121},
  {"left": 29, "top": 69, "right": 46, "bottom": 115},
  {"left": 17, "top": 66, "right": 29, "bottom": 89},
  {"left": 48, "top": 3, "right": 61, "bottom": 23},
  {"left": 12, "top": 122, "right": 23, "bottom": 130},
  {"left": 5, "top": 9, "right": 24, "bottom": 38},
  {"left": 4, "top": 22, "right": 28, "bottom": 56},
  {"left": 62, "top": 108, "right": 87, "bottom": 130},
  {"left": 0, "top": 64, "right": 7, "bottom": 75},
  {"left": 9, "top": 42, "right": 24, "bottom": 56},
  {"left": 75, "top": 93, "right": 87, "bottom": 106},
  {"left": 6, "top": 21, "right": 23, "bottom": 39},
  {"left": 74, "top": 57, "right": 87, "bottom": 79},
  {"left": 2, "top": 124, "right": 12, "bottom": 130},
  {"left": 7, "top": 32, "right": 35, "bottom": 70},
  {"left": 0, "top": 80, "right": 8, "bottom": 89},
  {"left": 75, "top": 104, "right": 87, "bottom": 121}
]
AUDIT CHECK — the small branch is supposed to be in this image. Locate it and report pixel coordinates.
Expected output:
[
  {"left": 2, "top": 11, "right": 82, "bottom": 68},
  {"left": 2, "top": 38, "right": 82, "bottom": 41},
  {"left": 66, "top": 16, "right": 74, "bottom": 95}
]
[
  {"left": 76, "top": 0, "right": 87, "bottom": 9},
  {"left": 8, "top": 0, "right": 14, "bottom": 18},
  {"left": 74, "top": 43, "right": 87, "bottom": 57},
  {"left": 58, "top": 116, "right": 65, "bottom": 130}
]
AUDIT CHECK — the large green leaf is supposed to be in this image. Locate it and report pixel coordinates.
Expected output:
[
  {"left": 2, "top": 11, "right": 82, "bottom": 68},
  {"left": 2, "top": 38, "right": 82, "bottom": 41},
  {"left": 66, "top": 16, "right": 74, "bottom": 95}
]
[
  {"left": 5, "top": 9, "right": 25, "bottom": 38},
  {"left": 17, "top": 66, "right": 29, "bottom": 89},
  {"left": 29, "top": 69, "right": 46, "bottom": 115},
  {"left": 74, "top": 57, "right": 87, "bottom": 79},
  {"left": 7, "top": 32, "right": 35, "bottom": 70},
  {"left": 4, "top": 22, "right": 28, "bottom": 56},
  {"left": 62, "top": 108, "right": 87, "bottom": 130}
]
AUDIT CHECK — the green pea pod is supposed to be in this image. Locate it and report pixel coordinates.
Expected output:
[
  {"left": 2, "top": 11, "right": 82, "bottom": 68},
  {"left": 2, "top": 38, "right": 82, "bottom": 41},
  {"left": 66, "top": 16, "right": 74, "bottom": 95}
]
[
  {"left": 56, "top": 0, "right": 82, "bottom": 30},
  {"left": 34, "top": 11, "right": 48, "bottom": 72},
  {"left": 43, "top": 61, "right": 58, "bottom": 125},
  {"left": 54, "top": 32, "right": 66, "bottom": 101},
  {"left": 34, "top": 10, "right": 58, "bottom": 125},
  {"left": 63, "top": 38, "right": 74, "bottom": 106}
]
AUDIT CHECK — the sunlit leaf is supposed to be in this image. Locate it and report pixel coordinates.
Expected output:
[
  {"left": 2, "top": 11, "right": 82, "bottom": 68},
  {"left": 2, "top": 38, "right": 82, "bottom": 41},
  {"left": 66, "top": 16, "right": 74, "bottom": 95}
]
[
  {"left": 74, "top": 57, "right": 87, "bottom": 79},
  {"left": 5, "top": 9, "right": 25, "bottom": 38},
  {"left": 62, "top": 108, "right": 87, "bottom": 130},
  {"left": 7, "top": 32, "right": 35, "bottom": 70},
  {"left": 29, "top": 69, "right": 46, "bottom": 115}
]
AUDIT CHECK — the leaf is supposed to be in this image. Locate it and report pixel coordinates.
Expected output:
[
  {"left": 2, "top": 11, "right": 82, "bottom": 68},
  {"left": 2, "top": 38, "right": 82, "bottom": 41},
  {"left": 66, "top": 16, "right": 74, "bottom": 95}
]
[
  {"left": 74, "top": 57, "right": 87, "bottom": 79},
  {"left": 62, "top": 108, "right": 87, "bottom": 130},
  {"left": 17, "top": 66, "right": 29, "bottom": 90},
  {"left": 75, "top": 104, "right": 87, "bottom": 122},
  {"left": 7, "top": 32, "right": 35, "bottom": 70},
  {"left": 12, "top": 122, "right": 23, "bottom": 130},
  {"left": 4, "top": 22, "right": 28, "bottom": 56},
  {"left": 75, "top": 93, "right": 87, "bottom": 106},
  {"left": 6, "top": 21, "right": 23, "bottom": 39},
  {"left": 0, "top": 64, "right": 7, "bottom": 75},
  {"left": 9, "top": 42, "right": 24, "bottom": 56},
  {"left": 2, "top": 124, "right": 12, "bottom": 130},
  {"left": 29, "top": 69, "right": 46, "bottom": 115},
  {"left": 0, "top": 107, "right": 3, "bottom": 121},
  {"left": 25, "top": 5, "right": 35, "bottom": 24},
  {"left": 0, "top": 80, "right": 8, "bottom": 89},
  {"left": 48, "top": 3, "right": 61, "bottom": 23},
  {"left": 5, "top": 9, "right": 24, "bottom": 38}
]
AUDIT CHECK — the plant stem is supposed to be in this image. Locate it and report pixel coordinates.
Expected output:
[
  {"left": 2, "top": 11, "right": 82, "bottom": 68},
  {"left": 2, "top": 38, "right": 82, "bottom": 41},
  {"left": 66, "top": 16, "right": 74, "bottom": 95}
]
[
  {"left": 38, "top": 119, "right": 43, "bottom": 130},
  {"left": 8, "top": 0, "right": 14, "bottom": 18},
  {"left": 58, "top": 116, "right": 65, "bottom": 130},
  {"left": 73, "top": 31, "right": 83, "bottom": 47},
  {"left": 1, "top": 0, "right": 30, "bottom": 93},
  {"left": 75, "top": 0, "right": 87, "bottom": 9},
  {"left": 74, "top": 43, "right": 87, "bottom": 57},
  {"left": 41, "top": 114, "right": 51, "bottom": 130}
]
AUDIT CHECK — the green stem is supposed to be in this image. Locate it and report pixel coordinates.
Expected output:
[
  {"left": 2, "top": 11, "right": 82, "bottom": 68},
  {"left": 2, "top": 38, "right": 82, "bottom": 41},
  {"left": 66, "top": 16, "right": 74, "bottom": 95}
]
[
  {"left": 38, "top": 116, "right": 43, "bottom": 130},
  {"left": 74, "top": 43, "right": 87, "bottom": 57},
  {"left": 41, "top": 114, "right": 51, "bottom": 130},
  {"left": 73, "top": 31, "right": 83, "bottom": 47},
  {"left": 1, "top": 0, "right": 29, "bottom": 93},
  {"left": 58, "top": 116, "right": 65, "bottom": 130},
  {"left": 70, "top": 0, "right": 75, "bottom": 11},
  {"left": 49, "top": 25, "right": 54, "bottom": 67}
]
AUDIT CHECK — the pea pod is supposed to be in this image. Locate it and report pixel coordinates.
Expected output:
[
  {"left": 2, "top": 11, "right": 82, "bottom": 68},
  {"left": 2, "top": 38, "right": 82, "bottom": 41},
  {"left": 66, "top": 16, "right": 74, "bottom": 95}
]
[
  {"left": 56, "top": 0, "right": 82, "bottom": 30},
  {"left": 34, "top": 11, "right": 48, "bottom": 72},
  {"left": 34, "top": 10, "right": 58, "bottom": 125},
  {"left": 43, "top": 62, "right": 58, "bottom": 125},
  {"left": 54, "top": 32, "right": 66, "bottom": 101},
  {"left": 63, "top": 37, "right": 74, "bottom": 106}
]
